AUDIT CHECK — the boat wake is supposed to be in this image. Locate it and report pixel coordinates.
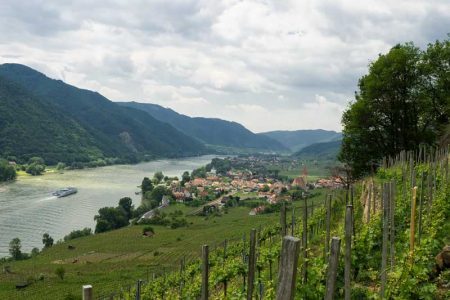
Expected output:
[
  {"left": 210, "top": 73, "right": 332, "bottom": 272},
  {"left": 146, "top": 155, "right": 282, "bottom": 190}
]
[{"left": 37, "top": 196, "right": 57, "bottom": 202}]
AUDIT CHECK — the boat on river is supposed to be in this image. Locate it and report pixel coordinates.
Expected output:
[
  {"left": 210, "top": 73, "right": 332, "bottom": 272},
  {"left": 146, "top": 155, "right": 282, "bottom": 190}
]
[{"left": 52, "top": 187, "right": 77, "bottom": 198}]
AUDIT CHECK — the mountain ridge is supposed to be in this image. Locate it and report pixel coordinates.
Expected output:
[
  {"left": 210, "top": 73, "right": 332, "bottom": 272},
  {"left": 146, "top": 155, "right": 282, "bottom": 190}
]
[
  {"left": 259, "top": 129, "right": 342, "bottom": 152},
  {"left": 0, "top": 63, "right": 206, "bottom": 164},
  {"left": 117, "top": 101, "right": 287, "bottom": 152}
]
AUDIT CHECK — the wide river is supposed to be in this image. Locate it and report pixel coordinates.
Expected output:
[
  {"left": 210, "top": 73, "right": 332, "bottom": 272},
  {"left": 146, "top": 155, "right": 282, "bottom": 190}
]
[{"left": 0, "top": 155, "right": 217, "bottom": 257}]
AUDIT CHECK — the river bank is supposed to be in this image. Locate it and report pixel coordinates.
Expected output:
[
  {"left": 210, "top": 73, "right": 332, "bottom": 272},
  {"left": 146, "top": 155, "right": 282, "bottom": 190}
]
[{"left": 0, "top": 155, "right": 218, "bottom": 257}]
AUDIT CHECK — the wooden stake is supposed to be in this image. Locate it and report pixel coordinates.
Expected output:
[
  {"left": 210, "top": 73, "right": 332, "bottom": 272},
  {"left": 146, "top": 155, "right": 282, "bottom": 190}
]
[
  {"left": 344, "top": 205, "right": 353, "bottom": 300},
  {"left": 201, "top": 245, "right": 209, "bottom": 300},
  {"left": 325, "top": 237, "right": 341, "bottom": 300},
  {"left": 325, "top": 194, "right": 332, "bottom": 258},
  {"left": 380, "top": 183, "right": 389, "bottom": 298},
  {"left": 410, "top": 187, "right": 417, "bottom": 258},
  {"left": 276, "top": 236, "right": 301, "bottom": 300},
  {"left": 247, "top": 229, "right": 257, "bottom": 300}
]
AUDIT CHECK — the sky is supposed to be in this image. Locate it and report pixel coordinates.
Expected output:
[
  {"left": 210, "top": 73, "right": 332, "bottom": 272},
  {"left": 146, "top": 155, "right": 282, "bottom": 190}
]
[{"left": 0, "top": 1, "right": 449, "bottom": 133}]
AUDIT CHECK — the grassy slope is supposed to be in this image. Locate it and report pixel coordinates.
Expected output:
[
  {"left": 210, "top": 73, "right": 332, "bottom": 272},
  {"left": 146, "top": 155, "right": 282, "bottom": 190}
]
[{"left": 0, "top": 191, "right": 327, "bottom": 299}]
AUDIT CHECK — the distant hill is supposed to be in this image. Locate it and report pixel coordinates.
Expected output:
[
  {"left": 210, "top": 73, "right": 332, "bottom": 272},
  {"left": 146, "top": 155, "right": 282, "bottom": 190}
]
[
  {"left": 118, "top": 102, "right": 287, "bottom": 152},
  {"left": 0, "top": 64, "right": 205, "bottom": 164},
  {"left": 293, "top": 140, "right": 342, "bottom": 160},
  {"left": 259, "top": 129, "right": 342, "bottom": 152}
]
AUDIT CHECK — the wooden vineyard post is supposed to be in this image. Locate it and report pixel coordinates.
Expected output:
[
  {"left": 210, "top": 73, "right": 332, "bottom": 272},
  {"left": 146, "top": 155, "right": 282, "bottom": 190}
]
[
  {"left": 280, "top": 202, "right": 287, "bottom": 237},
  {"left": 276, "top": 236, "right": 301, "bottom": 300},
  {"left": 136, "top": 279, "right": 142, "bottom": 300},
  {"left": 380, "top": 183, "right": 389, "bottom": 298},
  {"left": 201, "top": 245, "right": 209, "bottom": 300},
  {"left": 82, "top": 285, "right": 93, "bottom": 300},
  {"left": 410, "top": 187, "right": 417, "bottom": 260},
  {"left": 247, "top": 229, "right": 257, "bottom": 300},
  {"left": 291, "top": 207, "right": 295, "bottom": 236},
  {"left": 325, "top": 194, "right": 332, "bottom": 258},
  {"left": 389, "top": 180, "right": 395, "bottom": 268},
  {"left": 302, "top": 197, "right": 308, "bottom": 283},
  {"left": 418, "top": 172, "right": 424, "bottom": 245},
  {"left": 325, "top": 237, "right": 341, "bottom": 300},
  {"left": 344, "top": 205, "right": 353, "bottom": 300}
]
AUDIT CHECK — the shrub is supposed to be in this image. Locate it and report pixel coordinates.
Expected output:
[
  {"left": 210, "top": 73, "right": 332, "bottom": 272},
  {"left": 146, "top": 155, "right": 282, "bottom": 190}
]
[{"left": 55, "top": 266, "right": 65, "bottom": 280}]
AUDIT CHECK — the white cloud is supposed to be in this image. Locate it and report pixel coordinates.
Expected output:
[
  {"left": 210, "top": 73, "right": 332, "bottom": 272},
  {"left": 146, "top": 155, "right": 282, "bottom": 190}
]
[{"left": 0, "top": 0, "right": 448, "bottom": 132}]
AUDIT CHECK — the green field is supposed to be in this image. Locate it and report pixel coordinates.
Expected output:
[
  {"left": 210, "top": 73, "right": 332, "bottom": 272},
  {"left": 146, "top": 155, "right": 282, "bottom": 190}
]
[{"left": 0, "top": 190, "right": 329, "bottom": 299}]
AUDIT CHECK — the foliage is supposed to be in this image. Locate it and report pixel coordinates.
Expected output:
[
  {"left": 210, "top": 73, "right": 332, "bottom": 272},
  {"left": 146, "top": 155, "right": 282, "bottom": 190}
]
[
  {"left": 340, "top": 38, "right": 450, "bottom": 177},
  {"left": 94, "top": 198, "right": 136, "bottom": 233},
  {"left": 153, "top": 171, "right": 164, "bottom": 184},
  {"left": 0, "top": 159, "right": 16, "bottom": 181},
  {"left": 118, "top": 101, "right": 287, "bottom": 151},
  {"left": 141, "top": 177, "right": 153, "bottom": 194},
  {"left": 0, "top": 64, "right": 206, "bottom": 165},
  {"left": 9, "top": 238, "right": 22, "bottom": 260},
  {"left": 42, "top": 233, "right": 54, "bottom": 248},
  {"left": 63, "top": 228, "right": 92, "bottom": 241}
]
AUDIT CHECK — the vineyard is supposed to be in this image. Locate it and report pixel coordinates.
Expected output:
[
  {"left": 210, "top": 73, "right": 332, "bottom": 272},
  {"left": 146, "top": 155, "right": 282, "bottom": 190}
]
[{"left": 82, "top": 147, "right": 450, "bottom": 299}]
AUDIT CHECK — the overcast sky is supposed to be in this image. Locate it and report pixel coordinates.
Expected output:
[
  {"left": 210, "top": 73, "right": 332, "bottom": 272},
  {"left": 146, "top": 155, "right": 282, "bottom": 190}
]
[{"left": 0, "top": 1, "right": 448, "bottom": 132}]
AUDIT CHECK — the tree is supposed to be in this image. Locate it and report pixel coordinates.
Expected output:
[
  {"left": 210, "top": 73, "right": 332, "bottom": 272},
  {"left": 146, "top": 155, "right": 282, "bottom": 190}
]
[
  {"left": 31, "top": 247, "right": 40, "bottom": 257},
  {"left": 141, "top": 177, "right": 153, "bottom": 194},
  {"left": 181, "top": 171, "right": 190, "bottom": 186},
  {"left": 42, "top": 233, "right": 54, "bottom": 248},
  {"left": 339, "top": 39, "right": 450, "bottom": 177},
  {"left": 118, "top": 197, "right": 133, "bottom": 219},
  {"left": 0, "top": 159, "right": 16, "bottom": 182},
  {"left": 94, "top": 206, "right": 129, "bottom": 233},
  {"left": 148, "top": 185, "right": 172, "bottom": 203},
  {"left": 26, "top": 162, "right": 46, "bottom": 176},
  {"left": 9, "top": 238, "right": 22, "bottom": 260},
  {"left": 153, "top": 171, "right": 164, "bottom": 184}
]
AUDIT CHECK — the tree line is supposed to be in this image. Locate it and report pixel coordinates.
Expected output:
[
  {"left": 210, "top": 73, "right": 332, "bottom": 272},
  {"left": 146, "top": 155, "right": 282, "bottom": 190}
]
[{"left": 339, "top": 36, "right": 450, "bottom": 178}]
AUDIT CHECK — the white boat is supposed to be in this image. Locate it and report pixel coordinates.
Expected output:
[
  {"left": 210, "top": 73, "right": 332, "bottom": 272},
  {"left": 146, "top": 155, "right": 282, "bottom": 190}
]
[{"left": 52, "top": 187, "right": 77, "bottom": 198}]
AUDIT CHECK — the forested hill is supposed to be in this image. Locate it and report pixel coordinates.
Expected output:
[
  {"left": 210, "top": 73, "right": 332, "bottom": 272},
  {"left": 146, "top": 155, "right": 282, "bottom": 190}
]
[
  {"left": 258, "top": 129, "right": 342, "bottom": 152},
  {"left": 118, "top": 101, "right": 287, "bottom": 152},
  {"left": 0, "top": 64, "right": 205, "bottom": 164},
  {"left": 293, "top": 139, "right": 342, "bottom": 160}
]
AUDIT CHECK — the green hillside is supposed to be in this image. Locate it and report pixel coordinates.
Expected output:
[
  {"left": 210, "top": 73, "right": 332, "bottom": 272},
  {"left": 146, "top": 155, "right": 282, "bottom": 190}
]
[
  {"left": 294, "top": 140, "right": 342, "bottom": 160},
  {"left": 118, "top": 102, "right": 287, "bottom": 152},
  {"left": 0, "top": 64, "right": 205, "bottom": 164},
  {"left": 259, "top": 129, "right": 341, "bottom": 152}
]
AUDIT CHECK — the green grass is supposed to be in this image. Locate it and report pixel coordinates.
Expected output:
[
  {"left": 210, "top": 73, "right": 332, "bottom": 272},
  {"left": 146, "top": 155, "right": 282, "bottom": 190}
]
[{"left": 0, "top": 190, "right": 328, "bottom": 300}]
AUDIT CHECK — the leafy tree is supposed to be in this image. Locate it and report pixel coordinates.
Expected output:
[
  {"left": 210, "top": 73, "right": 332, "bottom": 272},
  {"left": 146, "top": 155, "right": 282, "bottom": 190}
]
[
  {"left": 94, "top": 206, "right": 129, "bottom": 233},
  {"left": 118, "top": 197, "right": 133, "bottom": 219},
  {"left": 141, "top": 177, "right": 153, "bottom": 194},
  {"left": 0, "top": 159, "right": 16, "bottom": 182},
  {"left": 63, "top": 228, "right": 92, "bottom": 241},
  {"left": 340, "top": 39, "right": 450, "bottom": 177},
  {"left": 260, "top": 184, "right": 270, "bottom": 192},
  {"left": 153, "top": 171, "right": 164, "bottom": 184},
  {"left": 42, "top": 233, "right": 54, "bottom": 248},
  {"left": 181, "top": 171, "right": 190, "bottom": 186},
  {"left": 31, "top": 247, "right": 40, "bottom": 257},
  {"left": 9, "top": 238, "right": 22, "bottom": 260},
  {"left": 28, "top": 157, "right": 45, "bottom": 165},
  {"left": 191, "top": 166, "right": 207, "bottom": 178},
  {"left": 147, "top": 185, "right": 172, "bottom": 203},
  {"left": 26, "top": 162, "right": 46, "bottom": 176}
]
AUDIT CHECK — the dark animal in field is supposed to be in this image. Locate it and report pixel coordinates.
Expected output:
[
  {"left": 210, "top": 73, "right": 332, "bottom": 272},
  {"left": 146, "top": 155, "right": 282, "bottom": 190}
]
[
  {"left": 68, "top": 245, "right": 76, "bottom": 250},
  {"left": 15, "top": 282, "right": 29, "bottom": 290}
]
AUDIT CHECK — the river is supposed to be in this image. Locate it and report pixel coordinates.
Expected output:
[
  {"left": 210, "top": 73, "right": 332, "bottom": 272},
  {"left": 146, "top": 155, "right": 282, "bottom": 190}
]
[{"left": 0, "top": 155, "right": 217, "bottom": 257}]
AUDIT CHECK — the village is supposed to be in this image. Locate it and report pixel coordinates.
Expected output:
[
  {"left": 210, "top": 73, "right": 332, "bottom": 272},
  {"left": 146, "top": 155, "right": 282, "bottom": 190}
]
[{"left": 152, "top": 157, "right": 345, "bottom": 216}]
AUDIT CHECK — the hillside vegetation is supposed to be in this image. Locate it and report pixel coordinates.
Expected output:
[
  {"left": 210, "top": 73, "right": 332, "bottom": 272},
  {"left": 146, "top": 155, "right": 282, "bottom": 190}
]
[
  {"left": 0, "top": 64, "right": 205, "bottom": 165},
  {"left": 118, "top": 102, "right": 287, "bottom": 152},
  {"left": 259, "top": 129, "right": 341, "bottom": 153}
]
